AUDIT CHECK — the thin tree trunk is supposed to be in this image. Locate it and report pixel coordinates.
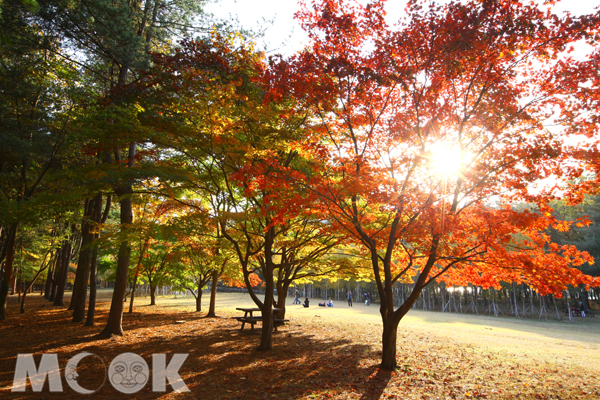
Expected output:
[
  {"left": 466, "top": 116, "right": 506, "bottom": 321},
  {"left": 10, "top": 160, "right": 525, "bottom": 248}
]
[
  {"left": 195, "top": 284, "right": 202, "bottom": 312},
  {"left": 69, "top": 199, "right": 92, "bottom": 312},
  {"left": 85, "top": 192, "right": 106, "bottom": 326},
  {"left": 206, "top": 269, "right": 219, "bottom": 317},
  {"left": 0, "top": 222, "right": 18, "bottom": 320},
  {"left": 54, "top": 239, "right": 72, "bottom": 307},
  {"left": 258, "top": 227, "right": 276, "bottom": 351},
  {"left": 85, "top": 245, "right": 99, "bottom": 326}
]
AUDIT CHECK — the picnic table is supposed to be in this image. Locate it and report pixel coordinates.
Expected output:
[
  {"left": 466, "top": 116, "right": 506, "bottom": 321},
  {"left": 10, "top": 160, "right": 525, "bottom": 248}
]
[{"left": 232, "top": 307, "right": 289, "bottom": 331}]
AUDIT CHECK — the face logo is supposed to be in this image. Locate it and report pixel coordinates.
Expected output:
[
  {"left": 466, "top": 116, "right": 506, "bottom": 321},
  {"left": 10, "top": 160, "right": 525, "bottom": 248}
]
[{"left": 108, "top": 353, "right": 149, "bottom": 394}]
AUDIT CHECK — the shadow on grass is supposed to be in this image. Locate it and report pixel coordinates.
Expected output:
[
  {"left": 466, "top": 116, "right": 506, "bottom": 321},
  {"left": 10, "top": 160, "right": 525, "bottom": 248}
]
[{"left": 0, "top": 296, "right": 385, "bottom": 400}]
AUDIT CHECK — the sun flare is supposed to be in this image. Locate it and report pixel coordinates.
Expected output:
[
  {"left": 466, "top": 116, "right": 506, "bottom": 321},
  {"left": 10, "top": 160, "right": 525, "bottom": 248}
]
[{"left": 429, "top": 143, "right": 462, "bottom": 177}]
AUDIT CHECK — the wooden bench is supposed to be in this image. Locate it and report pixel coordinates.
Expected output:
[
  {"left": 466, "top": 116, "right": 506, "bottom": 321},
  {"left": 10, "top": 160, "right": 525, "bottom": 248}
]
[
  {"left": 232, "top": 316, "right": 263, "bottom": 330},
  {"left": 233, "top": 307, "right": 289, "bottom": 331}
]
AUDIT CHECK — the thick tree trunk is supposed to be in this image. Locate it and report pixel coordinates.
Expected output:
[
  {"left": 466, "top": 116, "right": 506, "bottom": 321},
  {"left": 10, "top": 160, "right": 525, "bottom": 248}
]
[
  {"left": 97, "top": 63, "right": 133, "bottom": 338},
  {"left": 381, "top": 319, "right": 399, "bottom": 370},
  {"left": 0, "top": 223, "right": 18, "bottom": 320},
  {"left": 98, "top": 191, "right": 133, "bottom": 338},
  {"left": 206, "top": 270, "right": 219, "bottom": 317}
]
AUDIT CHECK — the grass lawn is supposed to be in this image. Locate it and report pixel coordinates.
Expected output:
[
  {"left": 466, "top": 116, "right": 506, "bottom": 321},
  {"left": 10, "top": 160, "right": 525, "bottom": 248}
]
[{"left": 1, "top": 290, "right": 599, "bottom": 399}]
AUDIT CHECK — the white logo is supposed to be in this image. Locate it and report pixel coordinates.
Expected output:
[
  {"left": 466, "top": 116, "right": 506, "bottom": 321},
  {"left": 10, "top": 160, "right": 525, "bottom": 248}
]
[{"left": 12, "top": 352, "right": 189, "bottom": 394}]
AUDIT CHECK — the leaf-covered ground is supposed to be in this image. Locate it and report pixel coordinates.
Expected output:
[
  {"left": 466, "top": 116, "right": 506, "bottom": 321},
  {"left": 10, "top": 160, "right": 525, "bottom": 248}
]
[{"left": 1, "top": 292, "right": 599, "bottom": 399}]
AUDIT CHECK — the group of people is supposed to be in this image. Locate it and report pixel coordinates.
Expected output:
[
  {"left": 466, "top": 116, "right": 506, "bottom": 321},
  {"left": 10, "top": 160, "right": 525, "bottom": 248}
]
[{"left": 293, "top": 289, "right": 371, "bottom": 308}]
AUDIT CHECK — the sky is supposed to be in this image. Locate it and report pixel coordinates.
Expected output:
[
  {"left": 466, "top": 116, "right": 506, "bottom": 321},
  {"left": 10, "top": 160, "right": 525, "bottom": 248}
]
[{"left": 205, "top": 0, "right": 599, "bottom": 56}]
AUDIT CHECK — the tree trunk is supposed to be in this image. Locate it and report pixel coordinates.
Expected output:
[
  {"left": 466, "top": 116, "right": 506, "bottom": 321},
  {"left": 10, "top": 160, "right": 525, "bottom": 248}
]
[
  {"left": 44, "top": 255, "right": 55, "bottom": 300},
  {"left": 69, "top": 200, "right": 91, "bottom": 312},
  {"left": 0, "top": 222, "right": 18, "bottom": 320},
  {"left": 98, "top": 191, "right": 133, "bottom": 338},
  {"left": 128, "top": 275, "right": 137, "bottom": 313},
  {"left": 381, "top": 319, "right": 399, "bottom": 370},
  {"left": 85, "top": 192, "right": 105, "bottom": 326},
  {"left": 580, "top": 288, "right": 591, "bottom": 310},
  {"left": 85, "top": 244, "right": 99, "bottom": 326},
  {"left": 206, "top": 269, "right": 219, "bottom": 317},
  {"left": 275, "top": 281, "right": 289, "bottom": 319},
  {"left": 97, "top": 62, "right": 133, "bottom": 338},
  {"left": 71, "top": 197, "right": 97, "bottom": 319},
  {"left": 195, "top": 285, "right": 202, "bottom": 312},
  {"left": 53, "top": 240, "right": 72, "bottom": 307},
  {"left": 150, "top": 283, "right": 156, "bottom": 305},
  {"left": 258, "top": 227, "right": 276, "bottom": 351},
  {"left": 49, "top": 259, "right": 59, "bottom": 302}
]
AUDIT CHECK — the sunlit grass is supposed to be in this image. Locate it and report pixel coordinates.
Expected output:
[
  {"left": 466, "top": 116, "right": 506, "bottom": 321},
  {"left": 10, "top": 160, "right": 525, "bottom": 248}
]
[{"left": 149, "top": 291, "right": 600, "bottom": 374}]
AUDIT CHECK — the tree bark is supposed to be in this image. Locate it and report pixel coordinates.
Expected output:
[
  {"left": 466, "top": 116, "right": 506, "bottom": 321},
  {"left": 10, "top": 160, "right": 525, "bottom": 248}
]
[
  {"left": 150, "top": 283, "right": 156, "bottom": 305},
  {"left": 129, "top": 273, "right": 138, "bottom": 313},
  {"left": 98, "top": 189, "right": 133, "bottom": 338},
  {"left": 381, "top": 319, "right": 399, "bottom": 370},
  {"left": 195, "top": 284, "right": 202, "bottom": 312},
  {"left": 205, "top": 269, "right": 219, "bottom": 317},
  {"left": 275, "top": 280, "right": 290, "bottom": 319},
  {"left": 43, "top": 254, "right": 55, "bottom": 300},
  {"left": 69, "top": 199, "right": 91, "bottom": 311},
  {"left": 258, "top": 227, "right": 276, "bottom": 351},
  {"left": 85, "top": 244, "right": 99, "bottom": 326},
  {"left": 53, "top": 238, "right": 72, "bottom": 307},
  {"left": 72, "top": 199, "right": 96, "bottom": 320},
  {"left": 0, "top": 223, "right": 18, "bottom": 320},
  {"left": 85, "top": 192, "right": 106, "bottom": 326}
]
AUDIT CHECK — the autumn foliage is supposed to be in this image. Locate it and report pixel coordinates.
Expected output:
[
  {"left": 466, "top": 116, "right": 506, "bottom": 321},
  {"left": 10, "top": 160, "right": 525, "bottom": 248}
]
[{"left": 259, "top": 0, "right": 600, "bottom": 368}]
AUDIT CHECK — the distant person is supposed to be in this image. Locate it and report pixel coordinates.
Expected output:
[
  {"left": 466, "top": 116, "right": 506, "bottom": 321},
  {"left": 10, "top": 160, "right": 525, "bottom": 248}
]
[
  {"left": 318, "top": 301, "right": 326, "bottom": 307},
  {"left": 293, "top": 289, "right": 301, "bottom": 304},
  {"left": 347, "top": 291, "right": 353, "bottom": 307},
  {"left": 327, "top": 298, "right": 334, "bottom": 307},
  {"left": 580, "top": 302, "right": 586, "bottom": 317},
  {"left": 364, "top": 292, "right": 370, "bottom": 306},
  {"left": 303, "top": 297, "right": 310, "bottom": 308}
]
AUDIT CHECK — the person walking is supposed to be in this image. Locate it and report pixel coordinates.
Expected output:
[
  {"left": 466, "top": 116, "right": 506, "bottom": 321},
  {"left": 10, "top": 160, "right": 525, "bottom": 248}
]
[
  {"left": 293, "top": 289, "right": 300, "bottom": 304},
  {"left": 347, "top": 290, "right": 353, "bottom": 307}
]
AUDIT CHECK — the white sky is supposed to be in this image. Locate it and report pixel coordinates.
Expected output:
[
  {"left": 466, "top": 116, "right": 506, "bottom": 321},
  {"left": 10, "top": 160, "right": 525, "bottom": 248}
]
[{"left": 206, "top": 0, "right": 599, "bottom": 56}]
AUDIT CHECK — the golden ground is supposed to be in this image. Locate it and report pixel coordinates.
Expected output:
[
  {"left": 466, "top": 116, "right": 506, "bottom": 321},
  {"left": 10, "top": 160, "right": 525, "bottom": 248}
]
[{"left": 0, "top": 290, "right": 598, "bottom": 399}]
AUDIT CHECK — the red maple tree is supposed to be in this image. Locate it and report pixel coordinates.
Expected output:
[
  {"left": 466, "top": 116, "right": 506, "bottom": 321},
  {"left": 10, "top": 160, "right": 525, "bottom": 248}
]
[{"left": 266, "top": 0, "right": 600, "bottom": 369}]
